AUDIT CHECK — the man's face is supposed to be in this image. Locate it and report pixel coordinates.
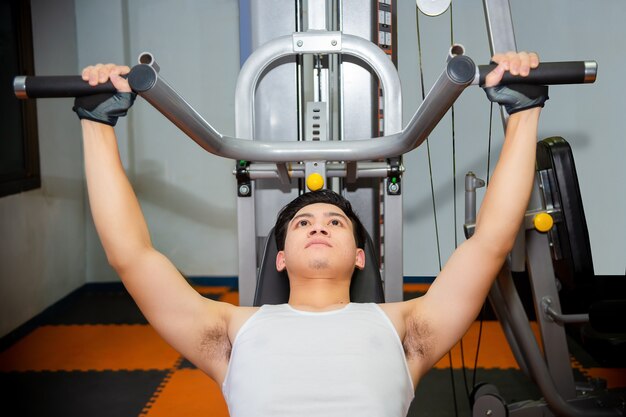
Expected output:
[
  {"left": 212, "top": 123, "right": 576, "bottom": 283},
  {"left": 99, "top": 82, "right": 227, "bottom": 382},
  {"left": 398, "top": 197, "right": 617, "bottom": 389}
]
[{"left": 276, "top": 203, "right": 365, "bottom": 279}]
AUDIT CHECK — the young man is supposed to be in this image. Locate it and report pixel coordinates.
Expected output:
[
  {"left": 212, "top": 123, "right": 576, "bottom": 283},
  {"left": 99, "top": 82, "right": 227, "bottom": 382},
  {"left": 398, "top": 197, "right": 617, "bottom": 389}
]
[{"left": 76, "top": 52, "right": 546, "bottom": 416}]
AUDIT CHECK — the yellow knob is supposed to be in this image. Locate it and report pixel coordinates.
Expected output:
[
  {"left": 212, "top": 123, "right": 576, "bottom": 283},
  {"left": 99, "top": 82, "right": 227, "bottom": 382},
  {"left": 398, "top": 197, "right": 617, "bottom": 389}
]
[
  {"left": 533, "top": 212, "right": 554, "bottom": 232},
  {"left": 306, "top": 173, "right": 325, "bottom": 191}
]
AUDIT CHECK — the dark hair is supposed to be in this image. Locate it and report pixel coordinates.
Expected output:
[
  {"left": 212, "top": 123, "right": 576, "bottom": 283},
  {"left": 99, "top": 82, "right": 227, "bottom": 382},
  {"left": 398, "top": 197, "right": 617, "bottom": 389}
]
[{"left": 274, "top": 190, "right": 366, "bottom": 251}]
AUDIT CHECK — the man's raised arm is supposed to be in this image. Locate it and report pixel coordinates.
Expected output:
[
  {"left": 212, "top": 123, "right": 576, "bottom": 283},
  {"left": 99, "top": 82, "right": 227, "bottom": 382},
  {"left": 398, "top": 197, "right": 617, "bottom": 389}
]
[
  {"left": 406, "top": 52, "right": 548, "bottom": 375},
  {"left": 78, "top": 64, "right": 235, "bottom": 382}
]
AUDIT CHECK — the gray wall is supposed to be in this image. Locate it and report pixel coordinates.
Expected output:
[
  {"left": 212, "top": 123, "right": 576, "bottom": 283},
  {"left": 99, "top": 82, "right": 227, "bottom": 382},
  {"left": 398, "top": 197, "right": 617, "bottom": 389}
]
[
  {"left": 2, "top": 0, "right": 624, "bottom": 337},
  {"left": 74, "top": 0, "right": 241, "bottom": 282},
  {"left": 0, "top": 0, "right": 85, "bottom": 337},
  {"left": 76, "top": 0, "right": 624, "bottom": 284},
  {"left": 399, "top": 0, "right": 625, "bottom": 277}
]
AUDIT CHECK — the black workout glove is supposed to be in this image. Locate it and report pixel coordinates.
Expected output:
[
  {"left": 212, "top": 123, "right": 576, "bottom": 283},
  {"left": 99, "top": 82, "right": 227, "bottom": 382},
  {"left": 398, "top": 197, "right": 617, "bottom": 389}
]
[
  {"left": 73, "top": 92, "right": 136, "bottom": 126},
  {"left": 484, "top": 84, "right": 549, "bottom": 115}
]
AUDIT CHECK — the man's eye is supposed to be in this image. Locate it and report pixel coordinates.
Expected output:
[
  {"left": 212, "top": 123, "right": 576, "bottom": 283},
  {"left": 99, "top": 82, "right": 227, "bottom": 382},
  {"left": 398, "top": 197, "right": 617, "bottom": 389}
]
[
  {"left": 330, "top": 219, "right": 341, "bottom": 226},
  {"left": 298, "top": 220, "right": 309, "bottom": 227}
]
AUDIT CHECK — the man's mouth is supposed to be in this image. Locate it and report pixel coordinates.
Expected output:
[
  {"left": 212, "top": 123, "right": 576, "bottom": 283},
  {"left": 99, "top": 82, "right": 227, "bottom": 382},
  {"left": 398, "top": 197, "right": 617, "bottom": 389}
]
[{"left": 306, "top": 240, "right": 332, "bottom": 248}]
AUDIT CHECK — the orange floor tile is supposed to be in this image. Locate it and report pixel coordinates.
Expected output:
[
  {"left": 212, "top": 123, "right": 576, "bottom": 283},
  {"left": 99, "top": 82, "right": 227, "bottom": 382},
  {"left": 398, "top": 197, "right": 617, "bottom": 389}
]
[
  {"left": 403, "top": 283, "right": 431, "bottom": 293},
  {"left": 582, "top": 368, "right": 626, "bottom": 389},
  {"left": 0, "top": 324, "right": 179, "bottom": 371},
  {"left": 142, "top": 368, "right": 229, "bottom": 417},
  {"left": 434, "top": 321, "right": 541, "bottom": 370},
  {"left": 1, "top": 283, "right": 624, "bottom": 417}
]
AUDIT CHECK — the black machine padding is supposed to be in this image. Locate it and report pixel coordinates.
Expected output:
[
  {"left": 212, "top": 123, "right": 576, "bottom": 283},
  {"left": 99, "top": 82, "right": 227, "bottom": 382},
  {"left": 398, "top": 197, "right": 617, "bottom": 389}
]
[{"left": 536, "top": 137, "right": 595, "bottom": 292}]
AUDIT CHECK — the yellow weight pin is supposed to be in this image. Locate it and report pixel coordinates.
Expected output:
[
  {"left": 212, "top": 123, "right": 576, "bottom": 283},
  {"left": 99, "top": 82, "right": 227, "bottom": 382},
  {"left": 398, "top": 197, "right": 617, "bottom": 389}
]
[
  {"left": 533, "top": 212, "right": 554, "bottom": 232},
  {"left": 306, "top": 173, "right": 324, "bottom": 191}
]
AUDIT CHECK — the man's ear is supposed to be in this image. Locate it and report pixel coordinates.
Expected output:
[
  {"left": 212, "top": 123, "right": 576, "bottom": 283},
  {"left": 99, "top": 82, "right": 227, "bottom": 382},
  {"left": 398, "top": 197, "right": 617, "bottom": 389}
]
[
  {"left": 355, "top": 248, "right": 365, "bottom": 270},
  {"left": 276, "top": 251, "right": 286, "bottom": 272}
]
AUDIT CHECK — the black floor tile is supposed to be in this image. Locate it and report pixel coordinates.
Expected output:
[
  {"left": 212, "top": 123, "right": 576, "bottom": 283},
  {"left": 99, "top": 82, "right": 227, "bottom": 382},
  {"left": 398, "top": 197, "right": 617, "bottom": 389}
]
[
  {"left": 0, "top": 370, "right": 167, "bottom": 417},
  {"left": 40, "top": 289, "right": 148, "bottom": 325},
  {"left": 178, "top": 358, "right": 198, "bottom": 370},
  {"left": 408, "top": 368, "right": 541, "bottom": 417}
]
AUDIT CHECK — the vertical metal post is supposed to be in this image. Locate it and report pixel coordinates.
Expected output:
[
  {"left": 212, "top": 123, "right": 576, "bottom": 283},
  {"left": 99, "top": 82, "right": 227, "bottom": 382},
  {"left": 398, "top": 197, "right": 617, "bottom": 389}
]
[
  {"left": 482, "top": 0, "right": 517, "bottom": 56},
  {"left": 341, "top": 0, "right": 381, "bottom": 260},
  {"left": 238, "top": 0, "right": 404, "bottom": 304},
  {"left": 237, "top": 0, "right": 299, "bottom": 306},
  {"left": 525, "top": 178, "right": 577, "bottom": 399},
  {"left": 466, "top": 173, "right": 530, "bottom": 375},
  {"left": 383, "top": 184, "right": 403, "bottom": 302},
  {"left": 482, "top": 0, "right": 514, "bottom": 130}
]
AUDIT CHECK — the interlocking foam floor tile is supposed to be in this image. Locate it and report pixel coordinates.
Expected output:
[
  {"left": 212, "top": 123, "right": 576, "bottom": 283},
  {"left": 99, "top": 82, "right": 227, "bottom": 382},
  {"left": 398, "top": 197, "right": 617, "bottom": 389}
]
[
  {"left": 40, "top": 289, "right": 149, "bottom": 325},
  {"left": 219, "top": 291, "right": 240, "bottom": 305},
  {"left": 142, "top": 368, "right": 229, "bottom": 417},
  {"left": 583, "top": 368, "right": 626, "bottom": 389},
  {"left": 0, "top": 370, "right": 167, "bottom": 417},
  {"left": 0, "top": 325, "right": 179, "bottom": 371},
  {"left": 433, "top": 321, "right": 541, "bottom": 370}
]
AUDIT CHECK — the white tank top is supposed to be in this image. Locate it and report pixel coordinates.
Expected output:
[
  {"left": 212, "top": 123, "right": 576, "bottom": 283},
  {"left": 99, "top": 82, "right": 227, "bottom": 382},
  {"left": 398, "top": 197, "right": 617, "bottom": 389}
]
[{"left": 222, "top": 303, "right": 414, "bottom": 417}]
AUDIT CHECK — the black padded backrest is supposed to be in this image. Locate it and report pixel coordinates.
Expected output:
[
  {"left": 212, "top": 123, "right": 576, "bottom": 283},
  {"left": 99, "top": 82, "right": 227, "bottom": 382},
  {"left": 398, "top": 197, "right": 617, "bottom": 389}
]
[
  {"left": 253, "top": 228, "right": 385, "bottom": 306},
  {"left": 537, "top": 137, "right": 597, "bottom": 314},
  {"left": 536, "top": 137, "right": 594, "bottom": 287}
]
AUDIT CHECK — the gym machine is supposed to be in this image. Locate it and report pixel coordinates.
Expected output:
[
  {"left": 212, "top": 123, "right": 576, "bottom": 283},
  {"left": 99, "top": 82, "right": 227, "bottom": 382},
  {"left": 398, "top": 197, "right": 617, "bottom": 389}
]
[
  {"left": 14, "top": 1, "right": 619, "bottom": 416},
  {"left": 462, "top": 1, "right": 625, "bottom": 416},
  {"left": 465, "top": 136, "right": 626, "bottom": 417},
  {"left": 13, "top": 1, "right": 595, "bottom": 305}
]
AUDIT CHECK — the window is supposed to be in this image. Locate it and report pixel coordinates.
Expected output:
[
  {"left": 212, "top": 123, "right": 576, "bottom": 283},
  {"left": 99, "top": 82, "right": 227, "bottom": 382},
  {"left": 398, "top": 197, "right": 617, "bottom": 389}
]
[{"left": 0, "top": 0, "right": 40, "bottom": 198}]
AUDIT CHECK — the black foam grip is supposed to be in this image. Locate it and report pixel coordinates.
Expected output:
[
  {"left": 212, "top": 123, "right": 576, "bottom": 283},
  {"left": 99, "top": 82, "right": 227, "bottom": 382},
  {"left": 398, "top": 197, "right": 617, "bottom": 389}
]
[
  {"left": 478, "top": 61, "right": 596, "bottom": 86},
  {"left": 17, "top": 76, "right": 116, "bottom": 98}
]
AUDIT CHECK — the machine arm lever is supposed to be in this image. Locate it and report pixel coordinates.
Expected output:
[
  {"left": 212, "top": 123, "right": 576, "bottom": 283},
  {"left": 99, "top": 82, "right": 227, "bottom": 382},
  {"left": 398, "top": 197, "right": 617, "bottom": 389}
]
[
  {"left": 121, "top": 55, "right": 474, "bottom": 162},
  {"left": 13, "top": 52, "right": 597, "bottom": 163}
]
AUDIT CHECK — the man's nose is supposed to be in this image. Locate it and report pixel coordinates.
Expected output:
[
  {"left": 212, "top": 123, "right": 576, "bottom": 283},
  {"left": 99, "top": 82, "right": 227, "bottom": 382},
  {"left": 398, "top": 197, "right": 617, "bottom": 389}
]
[{"left": 309, "top": 224, "right": 329, "bottom": 236}]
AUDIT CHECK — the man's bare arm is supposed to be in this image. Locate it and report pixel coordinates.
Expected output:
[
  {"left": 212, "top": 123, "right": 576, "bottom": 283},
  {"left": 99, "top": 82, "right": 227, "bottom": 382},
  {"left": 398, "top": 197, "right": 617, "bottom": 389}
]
[
  {"left": 404, "top": 52, "right": 544, "bottom": 375},
  {"left": 80, "top": 65, "right": 235, "bottom": 381}
]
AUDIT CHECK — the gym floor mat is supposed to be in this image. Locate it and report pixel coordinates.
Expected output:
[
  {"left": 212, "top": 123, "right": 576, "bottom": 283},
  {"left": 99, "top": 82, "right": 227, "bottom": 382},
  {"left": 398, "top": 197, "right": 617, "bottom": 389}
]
[{"left": 0, "top": 283, "right": 624, "bottom": 417}]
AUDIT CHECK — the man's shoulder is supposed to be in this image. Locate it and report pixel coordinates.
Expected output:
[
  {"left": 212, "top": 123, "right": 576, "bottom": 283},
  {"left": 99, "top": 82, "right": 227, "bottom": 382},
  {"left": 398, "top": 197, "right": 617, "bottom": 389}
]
[
  {"left": 226, "top": 305, "right": 261, "bottom": 341},
  {"left": 227, "top": 304, "right": 260, "bottom": 322},
  {"left": 377, "top": 298, "right": 421, "bottom": 319}
]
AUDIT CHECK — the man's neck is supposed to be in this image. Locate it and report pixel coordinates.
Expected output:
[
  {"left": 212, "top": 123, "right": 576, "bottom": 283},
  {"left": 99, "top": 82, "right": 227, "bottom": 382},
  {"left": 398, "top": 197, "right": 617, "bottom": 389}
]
[{"left": 288, "top": 278, "right": 350, "bottom": 311}]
